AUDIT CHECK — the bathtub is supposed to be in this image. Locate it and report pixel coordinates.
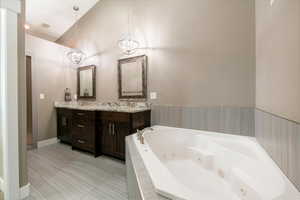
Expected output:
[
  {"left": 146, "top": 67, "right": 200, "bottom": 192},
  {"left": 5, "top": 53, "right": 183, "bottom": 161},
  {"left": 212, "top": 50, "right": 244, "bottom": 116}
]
[{"left": 133, "top": 126, "right": 300, "bottom": 200}]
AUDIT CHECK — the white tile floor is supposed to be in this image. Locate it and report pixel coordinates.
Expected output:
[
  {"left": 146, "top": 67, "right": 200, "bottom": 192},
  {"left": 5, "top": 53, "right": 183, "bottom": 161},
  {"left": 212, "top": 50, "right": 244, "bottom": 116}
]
[{"left": 25, "top": 143, "right": 128, "bottom": 200}]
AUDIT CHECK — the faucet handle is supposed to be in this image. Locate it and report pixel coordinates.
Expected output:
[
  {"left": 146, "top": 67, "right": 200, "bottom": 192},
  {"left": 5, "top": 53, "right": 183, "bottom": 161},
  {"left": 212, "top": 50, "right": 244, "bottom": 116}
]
[
  {"left": 143, "top": 127, "right": 154, "bottom": 132},
  {"left": 136, "top": 129, "right": 142, "bottom": 139}
]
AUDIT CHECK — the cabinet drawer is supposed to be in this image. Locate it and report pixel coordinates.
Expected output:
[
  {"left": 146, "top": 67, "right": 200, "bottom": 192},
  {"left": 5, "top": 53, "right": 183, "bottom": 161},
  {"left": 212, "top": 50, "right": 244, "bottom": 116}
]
[
  {"left": 72, "top": 135, "right": 94, "bottom": 152},
  {"left": 72, "top": 117, "right": 94, "bottom": 128},
  {"left": 72, "top": 125, "right": 93, "bottom": 137},
  {"left": 73, "top": 110, "right": 95, "bottom": 121},
  {"left": 101, "top": 112, "right": 130, "bottom": 122}
]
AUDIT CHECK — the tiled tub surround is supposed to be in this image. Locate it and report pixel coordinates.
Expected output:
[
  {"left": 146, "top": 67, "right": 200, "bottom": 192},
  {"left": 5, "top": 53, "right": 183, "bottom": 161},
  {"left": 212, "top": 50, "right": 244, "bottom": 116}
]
[
  {"left": 255, "top": 109, "right": 300, "bottom": 191},
  {"left": 54, "top": 101, "right": 151, "bottom": 113},
  {"left": 151, "top": 105, "right": 254, "bottom": 137},
  {"left": 151, "top": 105, "right": 299, "bottom": 190},
  {"left": 126, "top": 136, "right": 168, "bottom": 200},
  {"left": 126, "top": 126, "right": 300, "bottom": 200}
]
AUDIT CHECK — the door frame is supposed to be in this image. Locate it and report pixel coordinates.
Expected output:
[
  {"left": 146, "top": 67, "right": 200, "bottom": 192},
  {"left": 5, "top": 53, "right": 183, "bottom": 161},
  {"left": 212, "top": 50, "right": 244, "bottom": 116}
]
[
  {"left": 25, "top": 53, "right": 38, "bottom": 149},
  {"left": 0, "top": 0, "right": 21, "bottom": 199}
]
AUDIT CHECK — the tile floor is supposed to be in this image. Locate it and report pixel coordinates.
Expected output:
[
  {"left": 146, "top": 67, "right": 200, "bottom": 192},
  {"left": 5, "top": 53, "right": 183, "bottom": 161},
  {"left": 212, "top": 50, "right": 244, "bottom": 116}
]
[{"left": 25, "top": 143, "right": 128, "bottom": 200}]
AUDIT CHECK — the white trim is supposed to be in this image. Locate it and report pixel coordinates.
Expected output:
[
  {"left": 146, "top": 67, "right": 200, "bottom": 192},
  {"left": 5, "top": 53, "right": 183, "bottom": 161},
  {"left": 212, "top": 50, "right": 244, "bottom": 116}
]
[
  {"left": 19, "top": 183, "right": 30, "bottom": 199},
  {"left": 0, "top": 180, "right": 30, "bottom": 199},
  {"left": 0, "top": 0, "right": 21, "bottom": 13},
  {"left": 37, "top": 137, "right": 59, "bottom": 148},
  {"left": 0, "top": 7, "right": 20, "bottom": 200},
  {"left": 0, "top": 178, "right": 3, "bottom": 191}
]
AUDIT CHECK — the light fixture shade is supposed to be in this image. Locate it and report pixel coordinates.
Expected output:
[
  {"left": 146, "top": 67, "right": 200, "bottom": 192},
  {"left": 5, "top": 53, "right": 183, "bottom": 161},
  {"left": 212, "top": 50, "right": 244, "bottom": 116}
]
[
  {"left": 118, "top": 35, "right": 139, "bottom": 55},
  {"left": 67, "top": 49, "right": 86, "bottom": 65}
]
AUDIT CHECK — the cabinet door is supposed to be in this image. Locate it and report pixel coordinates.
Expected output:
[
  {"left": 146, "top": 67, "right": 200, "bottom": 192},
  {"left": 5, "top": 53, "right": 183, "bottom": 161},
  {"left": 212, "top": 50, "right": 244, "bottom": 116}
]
[
  {"left": 113, "top": 122, "right": 129, "bottom": 159},
  {"left": 101, "top": 121, "right": 115, "bottom": 156},
  {"left": 57, "top": 109, "right": 72, "bottom": 144}
]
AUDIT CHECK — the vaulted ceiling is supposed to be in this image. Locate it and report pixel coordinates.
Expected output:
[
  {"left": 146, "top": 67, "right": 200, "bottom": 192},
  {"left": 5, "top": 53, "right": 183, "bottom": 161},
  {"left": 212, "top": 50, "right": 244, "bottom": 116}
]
[{"left": 26, "top": 0, "right": 99, "bottom": 41}]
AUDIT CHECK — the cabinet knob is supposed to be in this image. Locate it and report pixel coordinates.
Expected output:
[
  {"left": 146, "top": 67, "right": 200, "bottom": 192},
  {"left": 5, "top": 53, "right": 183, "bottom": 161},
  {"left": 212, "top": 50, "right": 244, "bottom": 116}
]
[
  {"left": 77, "top": 124, "right": 85, "bottom": 128},
  {"left": 76, "top": 113, "right": 85, "bottom": 116}
]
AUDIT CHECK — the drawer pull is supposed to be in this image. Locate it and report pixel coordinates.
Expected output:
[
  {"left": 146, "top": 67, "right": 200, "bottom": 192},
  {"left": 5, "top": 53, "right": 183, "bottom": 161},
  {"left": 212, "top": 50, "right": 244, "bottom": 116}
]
[
  {"left": 109, "top": 123, "right": 112, "bottom": 135},
  {"left": 77, "top": 140, "right": 85, "bottom": 144},
  {"left": 76, "top": 113, "right": 85, "bottom": 116},
  {"left": 77, "top": 124, "right": 85, "bottom": 128}
]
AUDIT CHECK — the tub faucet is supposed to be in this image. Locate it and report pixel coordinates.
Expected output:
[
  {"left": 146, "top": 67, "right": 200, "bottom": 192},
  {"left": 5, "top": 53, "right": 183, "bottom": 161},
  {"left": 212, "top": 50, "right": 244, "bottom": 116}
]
[{"left": 137, "top": 127, "right": 154, "bottom": 144}]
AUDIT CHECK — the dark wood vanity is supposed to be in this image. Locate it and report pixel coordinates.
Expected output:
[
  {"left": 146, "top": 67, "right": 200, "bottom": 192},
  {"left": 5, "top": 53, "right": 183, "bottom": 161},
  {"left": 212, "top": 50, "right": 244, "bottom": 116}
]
[
  {"left": 57, "top": 108, "right": 151, "bottom": 160},
  {"left": 57, "top": 55, "right": 150, "bottom": 160}
]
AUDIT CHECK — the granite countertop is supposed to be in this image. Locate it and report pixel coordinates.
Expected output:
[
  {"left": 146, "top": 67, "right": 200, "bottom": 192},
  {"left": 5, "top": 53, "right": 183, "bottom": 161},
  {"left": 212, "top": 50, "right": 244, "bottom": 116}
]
[{"left": 54, "top": 101, "right": 151, "bottom": 113}]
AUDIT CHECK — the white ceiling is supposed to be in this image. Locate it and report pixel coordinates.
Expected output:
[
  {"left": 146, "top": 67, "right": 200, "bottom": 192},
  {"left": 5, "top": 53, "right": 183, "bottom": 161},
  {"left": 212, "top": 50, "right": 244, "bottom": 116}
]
[{"left": 26, "top": 0, "right": 99, "bottom": 41}]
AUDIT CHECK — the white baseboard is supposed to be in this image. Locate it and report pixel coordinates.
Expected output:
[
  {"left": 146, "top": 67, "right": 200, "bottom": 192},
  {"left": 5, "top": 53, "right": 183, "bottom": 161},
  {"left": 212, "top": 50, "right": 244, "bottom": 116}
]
[
  {"left": 0, "top": 180, "right": 30, "bottom": 199},
  {"left": 37, "top": 137, "right": 58, "bottom": 148},
  {"left": 20, "top": 183, "right": 30, "bottom": 199},
  {"left": 0, "top": 177, "right": 3, "bottom": 191}
]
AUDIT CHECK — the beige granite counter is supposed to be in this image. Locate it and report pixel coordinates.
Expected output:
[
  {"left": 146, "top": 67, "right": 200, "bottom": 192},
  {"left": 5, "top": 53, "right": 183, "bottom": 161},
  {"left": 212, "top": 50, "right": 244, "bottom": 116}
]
[{"left": 54, "top": 101, "right": 151, "bottom": 113}]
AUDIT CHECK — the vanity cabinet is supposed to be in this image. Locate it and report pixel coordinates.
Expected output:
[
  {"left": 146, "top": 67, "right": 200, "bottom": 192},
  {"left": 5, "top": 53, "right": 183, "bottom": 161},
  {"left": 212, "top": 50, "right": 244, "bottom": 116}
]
[
  {"left": 56, "top": 108, "right": 151, "bottom": 159},
  {"left": 99, "top": 111, "right": 150, "bottom": 160},
  {"left": 100, "top": 112, "right": 131, "bottom": 159},
  {"left": 71, "top": 110, "right": 98, "bottom": 155},
  {"left": 57, "top": 108, "right": 72, "bottom": 144}
]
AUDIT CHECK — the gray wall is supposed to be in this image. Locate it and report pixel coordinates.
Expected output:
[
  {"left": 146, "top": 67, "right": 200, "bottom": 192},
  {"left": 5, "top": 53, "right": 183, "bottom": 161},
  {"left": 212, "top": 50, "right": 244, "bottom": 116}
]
[
  {"left": 26, "top": 34, "right": 76, "bottom": 142},
  {"left": 57, "top": 0, "right": 255, "bottom": 108},
  {"left": 255, "top": 0, "right": 300, "bottom": 191}
]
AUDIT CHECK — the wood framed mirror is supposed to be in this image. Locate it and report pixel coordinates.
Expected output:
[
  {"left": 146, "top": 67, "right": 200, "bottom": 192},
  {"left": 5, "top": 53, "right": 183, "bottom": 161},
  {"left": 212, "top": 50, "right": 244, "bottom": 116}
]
[
  {"left": 77, "top": 65, "right": 96, "bottom": 99},
  {"left": 118, "top": 55, "right": 147, "bottom": 99}
]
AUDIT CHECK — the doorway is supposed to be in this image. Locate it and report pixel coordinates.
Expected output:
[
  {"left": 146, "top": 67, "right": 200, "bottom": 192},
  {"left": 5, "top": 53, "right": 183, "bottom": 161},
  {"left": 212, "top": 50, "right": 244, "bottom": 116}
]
[{"left": 26, "top": 55, "right": 34, "bottom": 149}]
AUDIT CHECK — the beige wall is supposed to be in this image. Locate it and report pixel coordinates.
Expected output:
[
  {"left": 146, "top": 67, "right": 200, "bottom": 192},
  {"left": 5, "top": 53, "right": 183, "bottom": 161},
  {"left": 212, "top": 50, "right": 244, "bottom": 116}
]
[
  {"left": 26, "top": 34, "right": 76, "bottom": 142},
  {"left": 57, "top": 0, "right": 255, "bottom": 107},
  {"left": 256, "top": 0, "right": 300, "bottom": 123}
]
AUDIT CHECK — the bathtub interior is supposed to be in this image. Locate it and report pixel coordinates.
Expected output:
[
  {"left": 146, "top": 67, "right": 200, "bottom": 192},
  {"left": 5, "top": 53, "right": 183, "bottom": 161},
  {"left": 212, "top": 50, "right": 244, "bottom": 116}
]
[{"left": 136, "top": 126, "right": 298, "bottom": 200}]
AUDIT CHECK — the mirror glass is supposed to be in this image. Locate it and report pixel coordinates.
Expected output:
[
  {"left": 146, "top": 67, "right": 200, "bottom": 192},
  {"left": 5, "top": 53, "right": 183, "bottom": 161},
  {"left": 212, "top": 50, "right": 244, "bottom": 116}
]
[
  {"left": 118, "top": 55, "right": 147, "bottom": 99},
  {"left": 121, "top": 60, "right": 143, "bottom": 96},
  {"left": 77, "top": 65, "right": 96, "bottom": 99}
]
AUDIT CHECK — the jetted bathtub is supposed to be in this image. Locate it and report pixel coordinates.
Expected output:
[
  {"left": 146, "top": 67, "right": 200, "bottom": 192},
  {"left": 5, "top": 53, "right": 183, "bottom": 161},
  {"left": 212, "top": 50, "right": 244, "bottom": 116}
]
[{"left": 133, "top": 126, "right": 300, "bottom": 200}]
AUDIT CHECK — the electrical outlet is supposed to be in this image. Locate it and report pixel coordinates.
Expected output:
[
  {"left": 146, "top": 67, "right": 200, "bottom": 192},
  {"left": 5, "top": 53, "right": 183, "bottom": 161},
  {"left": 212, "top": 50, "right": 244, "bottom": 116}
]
[
  {"left": 150, "top": 92, "right": 157, "bottom": 100},
  {"left": 40, "top": 93, "right": 45, "bottom": 100}
]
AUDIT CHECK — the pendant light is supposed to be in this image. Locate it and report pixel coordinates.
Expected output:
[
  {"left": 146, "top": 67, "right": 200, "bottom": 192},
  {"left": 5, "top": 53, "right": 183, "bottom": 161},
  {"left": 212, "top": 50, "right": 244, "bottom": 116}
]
[
  {"left": 118, "top": 0, "right": 139, "bottom": 55},
  {"left": 67, "top": 5, "right": 86, "bottom": 65}
]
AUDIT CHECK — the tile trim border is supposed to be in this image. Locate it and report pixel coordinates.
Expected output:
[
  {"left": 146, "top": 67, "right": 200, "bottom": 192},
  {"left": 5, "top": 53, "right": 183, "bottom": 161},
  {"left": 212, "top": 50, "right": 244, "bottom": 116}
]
[{"left": 256, "top": 107, "right": 300, "bottom": 125}]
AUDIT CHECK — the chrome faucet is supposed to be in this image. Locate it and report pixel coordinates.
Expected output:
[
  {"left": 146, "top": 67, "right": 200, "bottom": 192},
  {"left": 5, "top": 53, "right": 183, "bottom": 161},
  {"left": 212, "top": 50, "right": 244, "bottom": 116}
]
[{"left": 137, "top": 127, "right": 154, "bottom": 144}]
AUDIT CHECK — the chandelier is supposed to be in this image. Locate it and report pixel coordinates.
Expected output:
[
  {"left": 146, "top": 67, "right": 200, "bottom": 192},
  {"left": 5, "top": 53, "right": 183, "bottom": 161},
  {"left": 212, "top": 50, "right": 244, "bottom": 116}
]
[
  {"left": 118, "top": 1, "right": 139, "bottom": 55},
  {"left": 118, "top": 34, "right": 139, "bottom": 55},
  {"left": 67, "top": 48, "right": 86, "bottom": 65},
  {"left": 67, "top": 5, "right": 86, "bottom": 65}
]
